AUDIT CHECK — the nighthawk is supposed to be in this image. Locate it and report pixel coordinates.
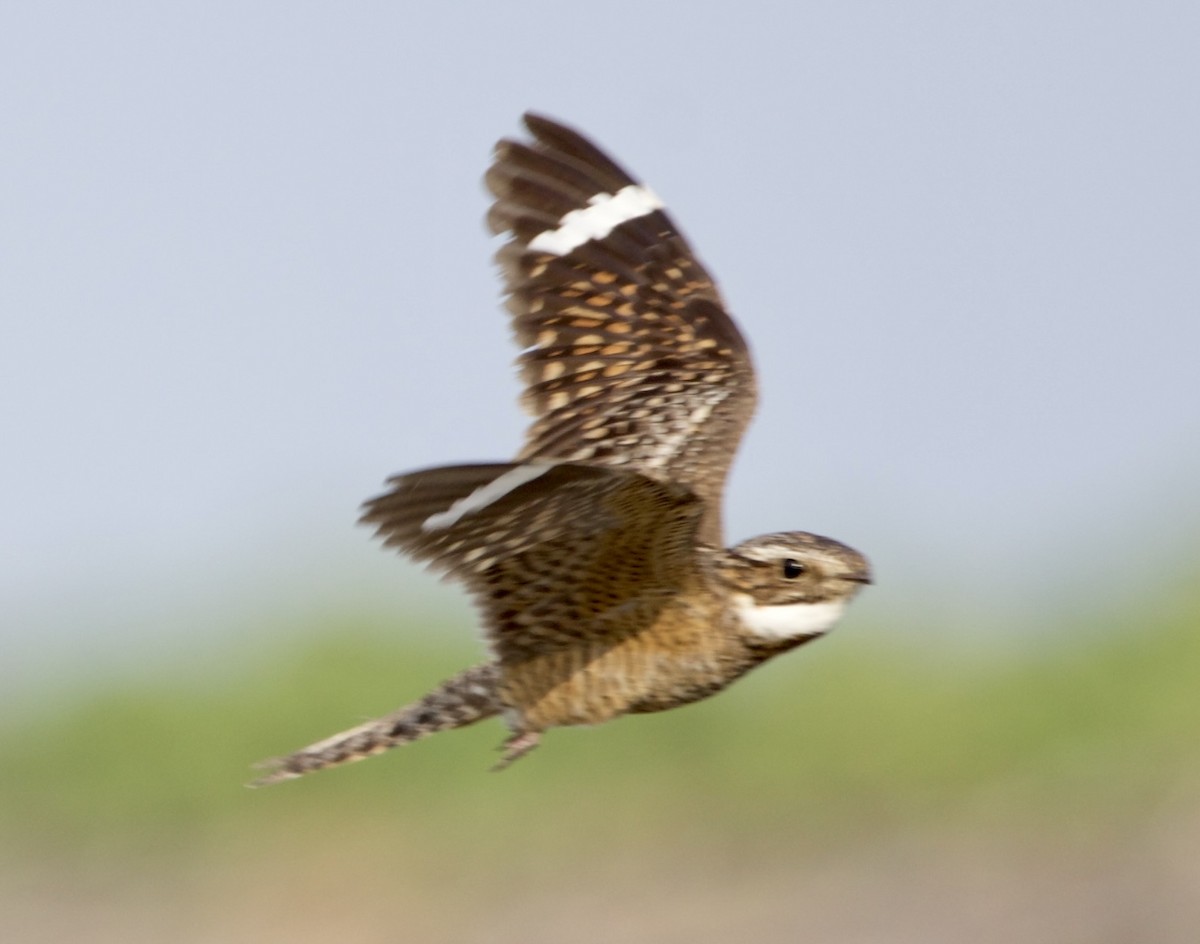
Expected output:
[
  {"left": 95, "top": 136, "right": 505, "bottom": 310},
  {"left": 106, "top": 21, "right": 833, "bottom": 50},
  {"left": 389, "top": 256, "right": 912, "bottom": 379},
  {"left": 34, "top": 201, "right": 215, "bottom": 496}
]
[{"left": 252, "top": 114, "right": 871, "bottom": 785}]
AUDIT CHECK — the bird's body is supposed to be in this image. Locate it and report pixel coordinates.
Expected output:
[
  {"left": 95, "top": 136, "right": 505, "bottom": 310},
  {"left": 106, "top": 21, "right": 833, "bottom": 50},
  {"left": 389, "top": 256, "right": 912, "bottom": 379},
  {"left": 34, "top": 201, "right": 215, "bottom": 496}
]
[{"left": 253, "top": 114, "right": 870, "bottom": 785}]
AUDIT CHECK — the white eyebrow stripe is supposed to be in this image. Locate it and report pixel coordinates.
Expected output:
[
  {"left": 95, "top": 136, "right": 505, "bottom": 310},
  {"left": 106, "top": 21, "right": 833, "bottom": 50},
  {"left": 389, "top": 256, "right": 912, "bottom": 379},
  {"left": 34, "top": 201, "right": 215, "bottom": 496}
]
[
  {"left": 421, "top": 463, "right": 557, "bottom": 532},
  {"left": 528, "top": 184, "right": 664, "bottom": 256}
]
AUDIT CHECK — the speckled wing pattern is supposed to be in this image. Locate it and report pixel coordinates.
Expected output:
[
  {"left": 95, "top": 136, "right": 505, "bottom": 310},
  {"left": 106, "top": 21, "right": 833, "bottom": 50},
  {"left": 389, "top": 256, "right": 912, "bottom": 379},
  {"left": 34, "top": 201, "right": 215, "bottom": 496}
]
[
  {"left": 361, "top": 463, "right": 703, "bottom": 664},
  {"left": 487, "top": 114, "right": 757, "bottom": 546}
]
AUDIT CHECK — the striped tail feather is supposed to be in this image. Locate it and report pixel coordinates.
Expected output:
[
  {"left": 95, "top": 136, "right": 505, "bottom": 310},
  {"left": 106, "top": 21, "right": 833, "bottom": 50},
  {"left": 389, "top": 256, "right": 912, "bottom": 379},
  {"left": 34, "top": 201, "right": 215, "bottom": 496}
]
[{"left": 249, "top": 663, "right": 501, "bottom": 786}]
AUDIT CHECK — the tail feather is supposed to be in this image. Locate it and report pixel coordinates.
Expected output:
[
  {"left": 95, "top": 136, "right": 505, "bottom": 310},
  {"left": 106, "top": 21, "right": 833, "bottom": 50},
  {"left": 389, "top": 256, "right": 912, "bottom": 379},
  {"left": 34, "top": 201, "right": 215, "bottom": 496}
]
[{"left": 249, "top": 663, "right": 502, "bottom": 786}]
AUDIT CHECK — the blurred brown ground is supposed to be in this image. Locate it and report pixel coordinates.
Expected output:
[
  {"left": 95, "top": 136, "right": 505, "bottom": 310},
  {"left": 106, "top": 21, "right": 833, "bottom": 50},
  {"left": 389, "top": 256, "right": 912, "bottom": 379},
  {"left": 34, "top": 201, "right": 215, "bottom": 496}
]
[{"left": 6, "top": 801, "right": 1200, "bottom": 944}]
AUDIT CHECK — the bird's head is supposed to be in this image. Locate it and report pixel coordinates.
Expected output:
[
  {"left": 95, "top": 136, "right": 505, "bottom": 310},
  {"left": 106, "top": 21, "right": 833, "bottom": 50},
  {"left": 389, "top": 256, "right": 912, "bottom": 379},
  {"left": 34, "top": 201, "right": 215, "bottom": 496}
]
[{"left": 715, "top": 532, "right": 872, "bottom": 644}]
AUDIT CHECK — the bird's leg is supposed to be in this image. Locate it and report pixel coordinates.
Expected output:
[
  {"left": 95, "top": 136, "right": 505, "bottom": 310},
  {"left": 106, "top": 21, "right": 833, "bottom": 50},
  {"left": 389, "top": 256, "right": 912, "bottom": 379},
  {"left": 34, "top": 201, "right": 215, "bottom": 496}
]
[{"left": 491, "top": 730, "right": 541, "bottom": 771}]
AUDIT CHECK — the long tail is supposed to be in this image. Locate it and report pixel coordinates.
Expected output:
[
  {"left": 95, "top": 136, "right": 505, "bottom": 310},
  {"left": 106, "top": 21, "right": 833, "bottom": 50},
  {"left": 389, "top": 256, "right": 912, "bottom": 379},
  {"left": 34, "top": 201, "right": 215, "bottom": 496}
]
[{"left": 249, "top": 663, "right": 502, "bottom": 786}]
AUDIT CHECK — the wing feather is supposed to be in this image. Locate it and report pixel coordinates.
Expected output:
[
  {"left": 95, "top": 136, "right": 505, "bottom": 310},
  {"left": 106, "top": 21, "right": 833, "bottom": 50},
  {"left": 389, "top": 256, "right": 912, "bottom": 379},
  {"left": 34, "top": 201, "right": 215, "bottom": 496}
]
[
  {"left": 361, "top": 462, "right": 703, "bottom": 664},
  {"left": 487, "top": 114, "right": 758, "bottom": 545}
]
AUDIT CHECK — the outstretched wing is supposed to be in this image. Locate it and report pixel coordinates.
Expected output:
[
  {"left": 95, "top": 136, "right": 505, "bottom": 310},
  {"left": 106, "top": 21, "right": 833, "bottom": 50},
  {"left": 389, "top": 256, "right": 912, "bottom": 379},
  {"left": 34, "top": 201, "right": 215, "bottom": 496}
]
[
  {"left": 360, "top": 462, "right": 703, "bottom": 665},
  {"left": 487, "top": 113, "right": 757, "bottom": 546}
]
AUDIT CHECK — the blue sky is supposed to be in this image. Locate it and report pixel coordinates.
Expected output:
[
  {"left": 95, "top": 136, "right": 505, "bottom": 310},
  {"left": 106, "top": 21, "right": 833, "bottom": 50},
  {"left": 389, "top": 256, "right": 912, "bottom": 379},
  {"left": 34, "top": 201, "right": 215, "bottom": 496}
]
[{"left": 4, "top": 2, "right": 1199, "bottom": 682}]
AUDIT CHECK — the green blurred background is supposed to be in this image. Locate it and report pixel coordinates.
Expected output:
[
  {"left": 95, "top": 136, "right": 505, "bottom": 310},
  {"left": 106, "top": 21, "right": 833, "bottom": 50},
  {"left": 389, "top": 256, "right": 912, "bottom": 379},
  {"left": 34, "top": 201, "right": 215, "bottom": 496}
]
[
  {"left": 5, "top": 2, "right": 1200, "bottom": 942},
  {"left": 5, "top": 578, "right": 1199, "bottom": 942}
]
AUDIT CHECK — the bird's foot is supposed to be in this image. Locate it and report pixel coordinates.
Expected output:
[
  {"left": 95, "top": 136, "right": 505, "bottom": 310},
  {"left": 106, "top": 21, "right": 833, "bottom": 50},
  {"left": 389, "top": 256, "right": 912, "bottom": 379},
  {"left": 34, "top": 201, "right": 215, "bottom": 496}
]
[{"left": 491, "top": 730, "right": 541, "bottom": 771}]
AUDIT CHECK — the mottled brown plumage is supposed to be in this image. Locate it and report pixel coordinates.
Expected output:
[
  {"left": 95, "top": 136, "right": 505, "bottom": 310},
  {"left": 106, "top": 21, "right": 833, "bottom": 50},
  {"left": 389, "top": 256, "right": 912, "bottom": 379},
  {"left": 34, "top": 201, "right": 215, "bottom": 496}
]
[
  {"left": 490, "top": 114, "right": 755, "bottom": 547},
  {"left": 251, "top": 114, "right": 870, "bottom": 786}
]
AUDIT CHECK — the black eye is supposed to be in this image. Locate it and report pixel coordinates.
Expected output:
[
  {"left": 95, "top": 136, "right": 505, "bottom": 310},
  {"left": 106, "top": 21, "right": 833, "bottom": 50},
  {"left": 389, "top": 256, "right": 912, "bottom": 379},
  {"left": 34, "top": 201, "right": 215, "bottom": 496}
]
[{"left": 782, "top": 558, "right": 805, "bottom": 579}]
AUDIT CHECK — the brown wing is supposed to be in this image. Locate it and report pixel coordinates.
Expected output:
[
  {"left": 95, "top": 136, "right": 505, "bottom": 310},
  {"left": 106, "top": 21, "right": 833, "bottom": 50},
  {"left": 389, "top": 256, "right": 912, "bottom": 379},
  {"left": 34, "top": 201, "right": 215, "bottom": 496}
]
[
  {"left": 487, "top": 113, "right": 757, "bottom": 546},
  {"left": 360, "top": 462, "right": 703, "bottom": 665}
]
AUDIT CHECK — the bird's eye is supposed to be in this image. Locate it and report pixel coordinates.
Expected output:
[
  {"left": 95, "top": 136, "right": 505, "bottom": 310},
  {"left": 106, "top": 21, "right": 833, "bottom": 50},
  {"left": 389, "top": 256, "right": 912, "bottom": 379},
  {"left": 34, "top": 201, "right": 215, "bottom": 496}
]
[{"left": 782, "top": 558, "right": 806, "bottom": 579}]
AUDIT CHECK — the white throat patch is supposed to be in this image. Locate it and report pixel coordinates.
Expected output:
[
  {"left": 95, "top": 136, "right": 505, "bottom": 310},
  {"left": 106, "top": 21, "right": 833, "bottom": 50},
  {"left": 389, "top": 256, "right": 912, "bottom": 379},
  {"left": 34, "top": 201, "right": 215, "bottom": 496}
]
[{"left": 733, "top": 595, "right": 848, "bottom": 641}]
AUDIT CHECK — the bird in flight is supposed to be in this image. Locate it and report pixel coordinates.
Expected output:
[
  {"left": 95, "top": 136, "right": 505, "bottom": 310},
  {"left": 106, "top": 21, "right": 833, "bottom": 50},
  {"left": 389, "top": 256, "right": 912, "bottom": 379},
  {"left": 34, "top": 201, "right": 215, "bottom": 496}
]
[{"left": 252, "top": 114, "right": 871, "bottom": 785}]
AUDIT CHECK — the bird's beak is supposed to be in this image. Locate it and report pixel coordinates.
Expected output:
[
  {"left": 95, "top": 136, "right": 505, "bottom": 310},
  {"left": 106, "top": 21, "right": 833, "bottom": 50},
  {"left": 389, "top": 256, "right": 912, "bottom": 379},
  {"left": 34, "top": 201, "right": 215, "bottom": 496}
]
[{"left": 841, "top": 571, "right": 873, "bottom": 586}]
